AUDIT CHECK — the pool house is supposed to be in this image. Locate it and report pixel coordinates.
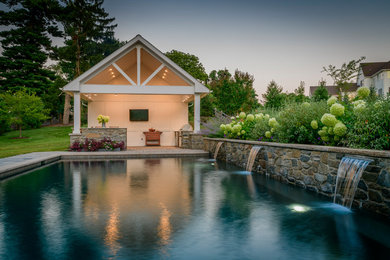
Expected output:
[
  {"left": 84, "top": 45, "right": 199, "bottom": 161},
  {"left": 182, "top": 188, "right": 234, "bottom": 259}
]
[{"left": 63, "top": 35, "right": 209, "bottom": 147}]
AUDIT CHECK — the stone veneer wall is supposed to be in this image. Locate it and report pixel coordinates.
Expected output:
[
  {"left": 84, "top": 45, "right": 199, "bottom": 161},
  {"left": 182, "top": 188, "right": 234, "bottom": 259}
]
[
  {"left": 70, "top": 128, "right": 127, "bottom": 147},
  {"left": 180, "top": 131, "right": 204, "bottom": 149},
  {"left": 204, "top": 138, "right": 390, "bottom": 217}
]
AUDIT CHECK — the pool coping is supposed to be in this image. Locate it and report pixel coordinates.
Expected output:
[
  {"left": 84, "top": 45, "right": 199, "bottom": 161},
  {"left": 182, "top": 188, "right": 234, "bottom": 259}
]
[{"left": 0, "top": 149, "right": 209, "bottom": 180}]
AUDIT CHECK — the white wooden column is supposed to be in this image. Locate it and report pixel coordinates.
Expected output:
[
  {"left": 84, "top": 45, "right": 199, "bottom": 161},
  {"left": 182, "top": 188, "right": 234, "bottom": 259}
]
[
  {"left": 137, "top": 46, "right": 141, "bottom": 85},
  {"left": 73, "top": 92, "right": 81, "bottom": 134},
  {"left": 194, "top": 94, "right": 200, "bottom": 133}
]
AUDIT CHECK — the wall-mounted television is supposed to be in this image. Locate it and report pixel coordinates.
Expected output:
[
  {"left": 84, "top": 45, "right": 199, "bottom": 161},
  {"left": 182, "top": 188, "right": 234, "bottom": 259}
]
[{"left": 130, "top": 109, "right": 149, "bottom": 121}]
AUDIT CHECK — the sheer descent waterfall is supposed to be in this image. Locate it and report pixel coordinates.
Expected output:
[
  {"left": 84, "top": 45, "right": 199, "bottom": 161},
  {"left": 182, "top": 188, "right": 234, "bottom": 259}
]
[
  {"left": 334, "top": 157, "right": 372, "bottom": 208},
  {"left": 246, "top": 146, "right": 262, "bottom": 172},
  {"left": 214, "top": 142, "right": 224, "bottom": 160}
]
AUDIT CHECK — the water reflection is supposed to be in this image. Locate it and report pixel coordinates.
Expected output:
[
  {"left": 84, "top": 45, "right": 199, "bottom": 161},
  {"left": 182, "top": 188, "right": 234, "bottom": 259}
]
[
  {"left": 157, "top": 203, "right": 172, "bottom": 246},
  {"left": 104, "top": 203, "right": 120, "bottom": 258},
  {"left": 0, "top": 158, "right": 389, "bottom": 259}
]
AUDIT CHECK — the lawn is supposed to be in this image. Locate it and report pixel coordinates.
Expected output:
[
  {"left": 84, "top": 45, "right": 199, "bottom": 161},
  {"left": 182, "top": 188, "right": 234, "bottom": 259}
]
[{"left": 0, "top": 126, "right": 72, "bottom": 158}]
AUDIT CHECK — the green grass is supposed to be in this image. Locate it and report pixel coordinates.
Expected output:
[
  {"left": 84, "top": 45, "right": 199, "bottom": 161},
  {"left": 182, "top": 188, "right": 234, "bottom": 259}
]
[{"left": 0, "top": 126, "right": 72, "bottom": 158}]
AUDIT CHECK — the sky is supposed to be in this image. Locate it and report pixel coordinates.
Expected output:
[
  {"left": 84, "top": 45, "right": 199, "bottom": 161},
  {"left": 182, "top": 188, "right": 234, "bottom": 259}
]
[
  {"left": 1, "top": 0, "right": 389, "bottom": 97},
  {"left": 102, "top": 0, "right": 390, "bottom": 96}
]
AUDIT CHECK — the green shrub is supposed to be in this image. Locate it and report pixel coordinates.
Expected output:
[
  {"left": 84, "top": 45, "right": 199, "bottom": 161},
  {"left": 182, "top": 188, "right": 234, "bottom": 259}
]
[
  {"left": 277, "top": 101, "right": 328, "bottom": 144},
  {"left": 247, "top": 113, "right": 276, "bottom": 141},
  {"left": 345, "top": 98, "right": 390, "bottom": 150}
]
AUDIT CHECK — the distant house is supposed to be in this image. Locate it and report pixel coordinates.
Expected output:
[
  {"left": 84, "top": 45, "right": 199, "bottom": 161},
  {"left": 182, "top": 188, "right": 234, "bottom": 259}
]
[
  {"left": 309, "top": 83, "right": 358, "bottom": 97},
  {"left": 357, "top": 61, "right": 390, "bottom": 95}
]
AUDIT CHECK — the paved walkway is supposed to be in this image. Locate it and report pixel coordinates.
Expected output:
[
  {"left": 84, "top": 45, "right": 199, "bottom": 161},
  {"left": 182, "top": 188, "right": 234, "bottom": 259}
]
[{"left": 0, "top": 148, "right": 209, "bottom": 180}]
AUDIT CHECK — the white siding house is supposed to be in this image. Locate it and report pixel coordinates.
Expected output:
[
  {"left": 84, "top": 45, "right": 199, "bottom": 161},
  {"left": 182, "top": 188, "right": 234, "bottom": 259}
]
[{"left": 357, "top": 61, "right": 390, "bottom": 95}]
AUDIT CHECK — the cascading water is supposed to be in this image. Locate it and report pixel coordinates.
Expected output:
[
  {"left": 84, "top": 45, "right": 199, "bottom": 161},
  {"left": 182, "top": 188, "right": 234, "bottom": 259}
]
[
  {"left": 246, "top": 146, "right": 262, "bottom": 172},
  {"left": 214, "top": 142, "right": 224, "bottom": 160},
  {"left": 334, "top": 157, "right": 372, "bottom": 208}
]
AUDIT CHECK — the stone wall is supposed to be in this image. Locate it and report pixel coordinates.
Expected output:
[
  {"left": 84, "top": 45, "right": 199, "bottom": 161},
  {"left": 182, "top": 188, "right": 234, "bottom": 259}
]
[
  {"left": 204, "top": 138, "right": 390, "bottom": 217},
  {"left": 70, "top": 128, "right": 127, "bottom": 147},
  {"left": 180, "top": 131, "right": 204, "bottom": 149}
]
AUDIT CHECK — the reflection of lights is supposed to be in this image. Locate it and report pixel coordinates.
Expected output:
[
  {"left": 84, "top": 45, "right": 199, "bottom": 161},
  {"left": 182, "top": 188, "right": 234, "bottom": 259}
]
[
  {"left": 158, "top": 203, "right": 172, "bottom": 246},
  {"left": 290, "top": 204, "right": 310, "bottom": 213},
  {"left": 104, "top": 204, "right": 121, "bottom": 256}
]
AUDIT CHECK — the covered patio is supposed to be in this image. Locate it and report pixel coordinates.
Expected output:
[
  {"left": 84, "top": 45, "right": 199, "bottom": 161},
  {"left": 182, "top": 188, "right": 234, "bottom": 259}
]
[{"left": 63, "top": 35, "right": 209, "bottom": 147}]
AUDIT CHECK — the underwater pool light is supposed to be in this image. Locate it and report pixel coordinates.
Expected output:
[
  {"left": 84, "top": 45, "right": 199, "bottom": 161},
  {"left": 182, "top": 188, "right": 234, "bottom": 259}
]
[{"left": 290, "top": 204, "right": 310, "bottom": 213}]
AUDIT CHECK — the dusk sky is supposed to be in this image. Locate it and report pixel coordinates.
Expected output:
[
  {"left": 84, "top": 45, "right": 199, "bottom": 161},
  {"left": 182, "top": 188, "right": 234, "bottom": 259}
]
[{"left": 103, "top": 0, "right": 390, "bottom": 97}]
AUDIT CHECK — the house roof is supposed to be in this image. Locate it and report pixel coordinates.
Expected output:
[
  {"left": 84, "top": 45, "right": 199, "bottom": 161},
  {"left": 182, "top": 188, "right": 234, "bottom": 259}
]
[
  {"left": 63, "top": 34, "right": 210, "bottom": 94},
  {"left": 360, "top": 61, "right": 390, "bottom": 77},
  {"left": 309, "top": 83, "right": 358, "bottom": 96}
]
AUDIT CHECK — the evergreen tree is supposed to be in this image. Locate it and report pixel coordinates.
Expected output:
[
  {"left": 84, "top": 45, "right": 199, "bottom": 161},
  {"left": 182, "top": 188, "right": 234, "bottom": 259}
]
[
  {"left": 294, "top": 81, "right": 306, "bottom": 103},
  {"left": 56, "top": 0, "right": 117, "bottom": 124},
  {"left": 0, "top": 0, "right": 61, "bottom": 95},
  {"left": 262, "top": 80, "right": 284, "bottom": 109},
  {"left": 312, "top": 79, "right": 329, "bottom": 101}
]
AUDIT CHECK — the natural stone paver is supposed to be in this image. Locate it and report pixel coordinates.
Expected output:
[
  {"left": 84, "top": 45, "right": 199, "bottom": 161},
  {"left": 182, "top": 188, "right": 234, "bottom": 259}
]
[{"left": 0, "top": 148, "right": 208, "bottom": 180}]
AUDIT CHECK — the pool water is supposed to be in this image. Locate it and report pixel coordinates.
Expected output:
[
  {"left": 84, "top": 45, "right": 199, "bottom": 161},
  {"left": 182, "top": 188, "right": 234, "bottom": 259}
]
[{"left": 0, "top": 158, "right": 389, "bottom": 259}]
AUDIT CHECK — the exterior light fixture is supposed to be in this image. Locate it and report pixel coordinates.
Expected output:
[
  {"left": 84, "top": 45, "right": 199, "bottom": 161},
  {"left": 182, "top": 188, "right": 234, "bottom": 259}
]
[{"left": 289, "top": 204, "right": 310, "bottom": 213}]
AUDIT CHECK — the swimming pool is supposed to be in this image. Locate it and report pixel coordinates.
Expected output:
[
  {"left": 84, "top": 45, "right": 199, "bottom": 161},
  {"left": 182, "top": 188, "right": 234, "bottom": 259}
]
[{"left": 0, "top": 158, "right": 389, "bottom": 259}]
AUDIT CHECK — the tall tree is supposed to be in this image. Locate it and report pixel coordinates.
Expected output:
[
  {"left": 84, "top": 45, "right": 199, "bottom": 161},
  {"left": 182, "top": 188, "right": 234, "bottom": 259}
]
[
  {"left": 294, "top": 81, "right": 306, "bottom": 103},
  {"left": 209, "top": 69, "right": 259, "bottom": 115},
  {"left": 165, "top": 50, "right": 208, "bottom": 84},
  {"left": 312, "top": 79, "right": 329, "bottom": 101},
  {"left": 165, "top": 50, "right": 214, "bottom": 116},
  {"left": 0, "top": 0, "right": 61, "bottom": 95},
  {"left": 262, "top": 80, "right": 284, "bottom": 109},
  {"left": 56, "top": 0, "right": 117, "bottom": 124},
  {"left": 322, "top": 57, "right": 365, "bottom": 98}
]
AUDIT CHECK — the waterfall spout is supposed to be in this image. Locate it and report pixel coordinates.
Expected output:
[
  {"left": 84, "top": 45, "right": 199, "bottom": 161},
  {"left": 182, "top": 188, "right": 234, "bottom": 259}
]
[
  {"left": 214, "top": 142, "right": 224, "bottom": 160},
  {"left": 334, "top": 157, "right": 372, "bottom": 208},
  {"left": 246, "top": 146, "right": 262, "bottom": 172}
]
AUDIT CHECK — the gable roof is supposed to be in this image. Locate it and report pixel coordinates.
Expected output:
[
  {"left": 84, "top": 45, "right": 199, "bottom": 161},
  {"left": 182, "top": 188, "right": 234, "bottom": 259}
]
[
  {"left": 360, "top": 61, "right": 390, "bottom": 77},
  {"left": 63, "top": 34, "right": 209, "bottom": 94},
  {"left": 309, "top": 83, "right": 358, "bottom": 96}
]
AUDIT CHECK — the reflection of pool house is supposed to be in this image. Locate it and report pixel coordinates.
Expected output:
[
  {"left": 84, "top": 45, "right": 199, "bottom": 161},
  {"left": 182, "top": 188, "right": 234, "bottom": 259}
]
[{"left": 63, "top": 35, "right": 209, "bottom": 146}]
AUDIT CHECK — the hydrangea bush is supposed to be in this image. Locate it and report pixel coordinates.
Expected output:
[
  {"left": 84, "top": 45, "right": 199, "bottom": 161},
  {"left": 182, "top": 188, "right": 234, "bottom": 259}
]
[{"left": 214, "top": 86, "right": 389, "bottom": 150}]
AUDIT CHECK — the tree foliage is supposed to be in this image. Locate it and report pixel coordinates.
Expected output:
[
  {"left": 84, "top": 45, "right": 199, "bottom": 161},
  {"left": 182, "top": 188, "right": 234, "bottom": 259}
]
[
  {"left": 209, "top": 69, "right": 259, "bottom": 115},
  {"left": 55, "top": 0, "right": 118, "bottom": 124},
  {"left": 0, "top": 0, "right": 61, "bottom": 95},
  {"left": 165, "top": 50, "right": 208, "bottom": 84},
  {"left": 1, "top": 91, "right": 48, "bottom": 138},
  {"left": 262, "top": 80, "right": 284, "bottom": 109},
  {"left": 165, "top": 49, "right": 214, "bottom": 116},
  {"left": 294, "top": 81, "right": 306, "bottom": 103},
  {"left": 312, "top": 79, "right": 329, "bottom": 101},
  {"left": 322, "top": 57, "right": 365, "bottom": 96}
]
